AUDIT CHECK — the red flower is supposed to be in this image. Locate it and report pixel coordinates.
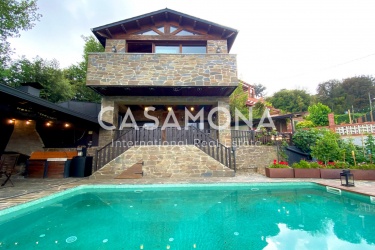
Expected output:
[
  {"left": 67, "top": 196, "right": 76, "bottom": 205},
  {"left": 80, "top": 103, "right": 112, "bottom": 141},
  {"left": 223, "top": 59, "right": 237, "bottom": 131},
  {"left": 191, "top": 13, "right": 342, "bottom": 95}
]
[{"left": 273, "top": 159, "right": 277, "bottom": 165}]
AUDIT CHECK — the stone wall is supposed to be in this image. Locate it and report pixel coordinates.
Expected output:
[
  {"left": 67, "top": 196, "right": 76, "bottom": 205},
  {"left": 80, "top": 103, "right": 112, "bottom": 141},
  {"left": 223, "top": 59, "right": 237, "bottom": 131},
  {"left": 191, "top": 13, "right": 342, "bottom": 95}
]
[
  {"left": 90, "top": 145, "right": 234, "bottom": 179},
  {"left": 97, "top": 96, "right": 232, "bottom": 146},
  {"left": 235, "top": 145, "right": 277, "bottom": 174},
  {"left": 5, "top": 120, "right": 44, "bottom": 156},
  {"left": 105, "top": 39, "right": 126, "bottom": 53},
  {"left": 86, "top": 53, "right": 237, "bottom": 87},
  {"left": 207, "top": 40, "right": 228, "bottom": 54}
]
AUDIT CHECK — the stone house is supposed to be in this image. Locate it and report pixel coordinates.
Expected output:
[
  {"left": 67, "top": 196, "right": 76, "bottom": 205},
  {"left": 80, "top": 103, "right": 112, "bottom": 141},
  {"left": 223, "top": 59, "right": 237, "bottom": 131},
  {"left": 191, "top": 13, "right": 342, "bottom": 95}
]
[{"left": 86, "top": 9, "right": 277, "bottom": 178}]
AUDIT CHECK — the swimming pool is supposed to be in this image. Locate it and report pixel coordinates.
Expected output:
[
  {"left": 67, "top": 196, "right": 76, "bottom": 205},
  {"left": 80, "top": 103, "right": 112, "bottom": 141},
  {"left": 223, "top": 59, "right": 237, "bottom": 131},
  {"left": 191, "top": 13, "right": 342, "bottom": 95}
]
[{"left": 0, "top": 183, "right": 375, "bottom": 249}]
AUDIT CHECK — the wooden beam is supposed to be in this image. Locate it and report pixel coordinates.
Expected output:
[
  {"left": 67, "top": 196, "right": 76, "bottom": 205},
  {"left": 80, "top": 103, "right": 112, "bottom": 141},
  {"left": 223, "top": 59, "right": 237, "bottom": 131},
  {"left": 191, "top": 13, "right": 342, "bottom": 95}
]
[
  {"left": 207, "top": 25, "right": 211, "bottom": 34},
  {"left": 105, "top": 29, "right": 112, "bottom": 38},
  {"left": 179, "top": 16, "right": 183, "bottom": 25},
  {"left": 193, "top": 20, "right": 197, "bottom": 30},
  {"left": 136, "top": 20, "right": 141, "bottom": 29},
  {"left": 121, "top": 24, "right": 127, "bottom": 34},
  {"left": 150, "top": 16, "right": 155, "bottom": 25},
  {"left": 123, "top": 34, "right": 218, "bottom": 41},
  {"left": 96, "top": 31, "right": 109, "bottom": 38},
  {"left": 225, "top": 32, "right": 235, "bottom": 38},
  {"left": 221, "top": 29, "right": 226, "bottom": 37}
]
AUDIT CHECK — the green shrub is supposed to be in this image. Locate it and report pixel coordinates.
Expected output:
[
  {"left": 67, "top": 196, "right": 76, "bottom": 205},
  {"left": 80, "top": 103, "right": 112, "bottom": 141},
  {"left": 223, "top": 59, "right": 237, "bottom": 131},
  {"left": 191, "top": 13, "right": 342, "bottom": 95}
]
[
  {"left": 295, "top": 120, "right": 315, "bottom": 129},
  {"left": 351, "top": 163, "right": 375, "bottom": 170},
  {"left": 292, "top": 160, "right": 311, "bottom": 169},
  {"left": 309, "top": 162, "right": 320, "bottom": 169},
  {"left": 292, "top": 128, "right": 321, "bottom": 153}
]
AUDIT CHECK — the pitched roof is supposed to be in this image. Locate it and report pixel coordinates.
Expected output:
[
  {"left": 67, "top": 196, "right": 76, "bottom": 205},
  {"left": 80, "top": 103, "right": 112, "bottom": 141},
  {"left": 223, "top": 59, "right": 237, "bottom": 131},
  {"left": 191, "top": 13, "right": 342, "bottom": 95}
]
[{"left": 92, "top": 8, "right": 238, "bottom": 51}]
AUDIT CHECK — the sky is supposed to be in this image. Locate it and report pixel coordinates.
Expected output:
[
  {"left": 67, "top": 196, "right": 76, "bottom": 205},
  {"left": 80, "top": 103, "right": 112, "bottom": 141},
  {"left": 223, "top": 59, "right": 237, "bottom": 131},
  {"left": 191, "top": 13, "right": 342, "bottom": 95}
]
[{"left": 8, "top": 0, "right": 375, "bottom": 96}]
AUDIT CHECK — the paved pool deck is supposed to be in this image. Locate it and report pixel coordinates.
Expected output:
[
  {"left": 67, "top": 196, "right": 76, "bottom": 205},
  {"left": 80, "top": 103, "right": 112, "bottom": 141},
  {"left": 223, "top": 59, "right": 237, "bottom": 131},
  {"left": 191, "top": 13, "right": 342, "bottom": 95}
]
[{"left": 1, "top": 171, "right": 375, "bottom": 210}]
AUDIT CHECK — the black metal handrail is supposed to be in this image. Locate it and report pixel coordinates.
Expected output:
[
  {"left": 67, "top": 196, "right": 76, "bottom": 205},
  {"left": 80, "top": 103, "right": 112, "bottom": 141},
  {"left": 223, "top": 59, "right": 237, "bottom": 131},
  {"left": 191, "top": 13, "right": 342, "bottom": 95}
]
[
  {"left": 94, "top": 129, "right": 134, "bottom": 171},
  {"left": 231, "top": 130, "right": 292, "bottom": 146},
  {"left": 95, "top": 126, "right": 234, "bottom": 172},
  {"left": 189, "top": 126, "right": 234, "bottom": 170}
]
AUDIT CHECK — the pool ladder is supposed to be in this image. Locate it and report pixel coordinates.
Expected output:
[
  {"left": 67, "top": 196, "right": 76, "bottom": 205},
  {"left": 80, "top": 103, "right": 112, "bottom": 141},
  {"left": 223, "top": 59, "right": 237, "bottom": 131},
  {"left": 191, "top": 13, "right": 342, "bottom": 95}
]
[{"left": 326, "top": 186, "right": 342, "bottom": 196}]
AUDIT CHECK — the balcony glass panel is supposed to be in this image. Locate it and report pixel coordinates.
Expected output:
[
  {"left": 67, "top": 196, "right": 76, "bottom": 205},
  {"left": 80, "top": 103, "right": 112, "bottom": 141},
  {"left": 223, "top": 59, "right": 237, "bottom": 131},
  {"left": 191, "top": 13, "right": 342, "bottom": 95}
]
[
  {"left": 182, "top": 46, "right": 206, "bottom": 54},
  {"left": 155, "top": 46, "right": 179, "bottom": 54}
]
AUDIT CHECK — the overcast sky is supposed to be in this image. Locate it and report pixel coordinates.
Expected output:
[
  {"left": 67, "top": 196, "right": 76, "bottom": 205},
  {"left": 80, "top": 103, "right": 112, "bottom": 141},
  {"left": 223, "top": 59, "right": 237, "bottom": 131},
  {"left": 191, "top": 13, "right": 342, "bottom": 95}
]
[{"left": 8, "top": 0, "right": 375, "bottom": 96}]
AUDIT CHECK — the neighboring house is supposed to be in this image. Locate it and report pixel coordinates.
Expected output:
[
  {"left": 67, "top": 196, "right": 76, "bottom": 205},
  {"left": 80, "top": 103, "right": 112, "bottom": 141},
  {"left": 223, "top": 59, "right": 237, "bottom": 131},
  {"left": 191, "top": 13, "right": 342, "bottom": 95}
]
[
  {"left": 239, "top": 80, "right": 263, "bottom": 107},
  {"left": 86, "top": 8, "right": 240, "bottom": 178}
]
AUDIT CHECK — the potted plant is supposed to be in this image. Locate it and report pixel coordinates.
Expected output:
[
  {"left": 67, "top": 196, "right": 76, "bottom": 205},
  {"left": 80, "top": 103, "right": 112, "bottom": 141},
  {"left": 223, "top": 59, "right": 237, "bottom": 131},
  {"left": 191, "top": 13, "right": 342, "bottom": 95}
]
[
  {"left": 350, "top": 163, "right": 375, "bottom": 180},
  {"left": 265, "top": 160, "right": 294, "bottom": 178},
  {"left": 292, "top": 160, "right": 320, "bottom": 178},
  {"left": 319, "top": 161, "right": 347, "bottom": 179}
]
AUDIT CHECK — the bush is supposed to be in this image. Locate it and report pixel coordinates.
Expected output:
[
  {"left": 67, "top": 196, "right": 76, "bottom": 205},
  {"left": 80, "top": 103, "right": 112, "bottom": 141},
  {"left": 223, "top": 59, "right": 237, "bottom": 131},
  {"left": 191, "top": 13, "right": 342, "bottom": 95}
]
[
  {"left": 335, "top": 113, "right": 365, "bottom": 124},
  {"left": 309, "top": 162, "right": 320, "bottom": 169},
  {"left": 351, "top": 163, "right": 375, "bottom": 170},
  {"left": 307, "top": 103, "right": 331, "bottom": 126},
  {"left": 292, "top": 160, "right": 311, "bottom": 169},
  {"left": 311, "top": 129, "right": 341, "bottom": 164},
  {"left": 292, "top": 128, "right": 321, "bottom": 153},
  {"left": 295, "top": 120, "right": 315, "bottom": 129},
  {"left": 319, "top": 161, "right": 347, "bottom": 169}
]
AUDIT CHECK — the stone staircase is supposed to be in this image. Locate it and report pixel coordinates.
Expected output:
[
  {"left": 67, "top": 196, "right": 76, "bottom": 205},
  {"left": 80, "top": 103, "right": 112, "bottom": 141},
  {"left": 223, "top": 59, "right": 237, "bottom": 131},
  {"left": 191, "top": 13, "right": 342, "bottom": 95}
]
[{"left": 90, "top": 145, "right": 234, "bottom": 179}]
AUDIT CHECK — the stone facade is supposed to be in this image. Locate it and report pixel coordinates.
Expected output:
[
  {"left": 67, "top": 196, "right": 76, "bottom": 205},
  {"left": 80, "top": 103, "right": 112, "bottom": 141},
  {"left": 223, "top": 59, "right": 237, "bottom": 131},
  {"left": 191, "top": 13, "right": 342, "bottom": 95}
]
[
  {"left": 97, "top": 96, "right": 231, "bottom": 146},
  {"left": 104, "top": 39, "right": 126, "bottom": 53},
  {"left": 5, "top": 120, "right": 44, "bottom": 156},
  {"left": 207, "top": 40, "right": 228, "bottom": 54},
  {"left": 90, "top": 145, "right": 234, "bottom": 179},
  {"left": 86, "top": 53, "right": 237, "bottom": 87},
  {"left": 235, "top": 145, "right": 277, "bottom": 174}
]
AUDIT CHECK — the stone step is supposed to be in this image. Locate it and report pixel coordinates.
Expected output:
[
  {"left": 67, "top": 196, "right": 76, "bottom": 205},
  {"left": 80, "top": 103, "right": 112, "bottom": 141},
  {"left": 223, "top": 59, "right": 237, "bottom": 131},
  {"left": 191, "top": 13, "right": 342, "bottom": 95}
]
[{"left": 115, "top": 161, "right": 143, "bottom": 179}]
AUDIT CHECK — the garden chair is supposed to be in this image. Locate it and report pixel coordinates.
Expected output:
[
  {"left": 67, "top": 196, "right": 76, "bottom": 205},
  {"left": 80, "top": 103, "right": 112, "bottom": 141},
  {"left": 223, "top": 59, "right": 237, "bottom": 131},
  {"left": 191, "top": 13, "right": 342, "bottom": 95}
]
[{"left": 0, "top": 154, "right": 19, "bottom": 187}]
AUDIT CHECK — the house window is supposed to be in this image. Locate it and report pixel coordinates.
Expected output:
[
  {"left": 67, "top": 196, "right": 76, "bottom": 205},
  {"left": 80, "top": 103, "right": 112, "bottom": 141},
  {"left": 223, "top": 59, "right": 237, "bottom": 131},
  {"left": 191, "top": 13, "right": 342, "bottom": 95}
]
[
  {"left": 136, "top": 29, "right": 159, "bottom": 35},
  {"left": 182, "top": 45, "right": 206, "bottom": 53},
  {"left": 176, "top": 30, "right": 196, "bottom": 36},
  {"left": 170, "top": 26, "right": 178, "bottom": 33},
  {"left": 155, "top": 45, "right": 180, "bottom": 54},
  {"left": 127, "top": 43, "right": 152, "bottom": 53},
  {"left": 157, "top": 26, "right": 165, "bottom": 33}
]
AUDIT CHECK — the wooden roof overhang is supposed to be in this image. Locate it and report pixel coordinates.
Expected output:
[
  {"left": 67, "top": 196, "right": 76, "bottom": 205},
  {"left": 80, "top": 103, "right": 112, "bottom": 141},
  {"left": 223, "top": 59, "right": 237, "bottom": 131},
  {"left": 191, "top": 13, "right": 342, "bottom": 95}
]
[
  {"left": 91, "top": 8, "right": 238, "bottom": 51},
  {"left": 0, "top": 84, "right": 98, "bottom": 126},
  {"left": 89, "top": 86, "right": 236, "bottom": 97}
]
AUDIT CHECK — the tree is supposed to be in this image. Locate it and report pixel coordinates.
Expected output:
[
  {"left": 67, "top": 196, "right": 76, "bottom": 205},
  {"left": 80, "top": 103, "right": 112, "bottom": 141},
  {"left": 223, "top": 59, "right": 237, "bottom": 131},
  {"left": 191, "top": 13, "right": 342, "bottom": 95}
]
[
  {"left": 64, "top": 35, "right": 104, "bottom": 102},
  {"left": 341, "top": 75, "right": 375, "bottom": 112},
  {"left": 311, "top": 129, "right": 341, "bottom": 165},
  {"left": 307, "top": 103, "right": 331, "bottom": 126},
  {"left": 230, "top": 82, "right": 249, "bottom": 119},
  {"left": 316, "top": 76, "right": 375, "bottom": 114},
  {"left": 253, "top": 83, "right": 266, "bottom": 97},
  {"left": 5, "top": 56, "right": 74, "bottom": 102},
  {"left": 0, "top": 0, "right": 41, "bottom": 66},
  {"left": 267, "top": 89, "right": 312, "bottom": 113},
  {"left": 316, "top": 79, "right": 346, "bottom": 114}
]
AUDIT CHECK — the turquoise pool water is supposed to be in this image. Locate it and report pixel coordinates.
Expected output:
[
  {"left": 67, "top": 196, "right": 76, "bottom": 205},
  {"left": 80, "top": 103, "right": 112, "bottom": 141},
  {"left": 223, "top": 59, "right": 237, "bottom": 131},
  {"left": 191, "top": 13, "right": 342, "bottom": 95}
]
[{"left": 0, "top": 183, "right": 375, "bottom": 249}]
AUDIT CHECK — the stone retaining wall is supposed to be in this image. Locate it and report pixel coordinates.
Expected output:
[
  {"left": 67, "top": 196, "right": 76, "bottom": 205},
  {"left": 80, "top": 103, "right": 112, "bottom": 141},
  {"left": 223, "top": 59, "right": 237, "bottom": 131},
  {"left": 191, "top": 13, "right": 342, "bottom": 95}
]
[{"left": 235, "top": 145, "right": 277, "bottom": 174}]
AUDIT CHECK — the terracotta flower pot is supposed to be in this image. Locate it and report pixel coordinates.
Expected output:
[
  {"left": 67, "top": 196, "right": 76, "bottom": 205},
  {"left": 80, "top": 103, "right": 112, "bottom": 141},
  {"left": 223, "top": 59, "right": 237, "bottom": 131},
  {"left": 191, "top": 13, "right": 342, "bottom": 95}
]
[
  {"left": 350, "top": 169, "right": 375, "bottom": 180},
  {"left": 320, "top": 169, "right": 343, "bottom": 179},
  {"left": 265, "top": 168, "right": 294, "bottom": 178},
  {"left": 294, "top": 168, "right": 320, "bottom": 178}
]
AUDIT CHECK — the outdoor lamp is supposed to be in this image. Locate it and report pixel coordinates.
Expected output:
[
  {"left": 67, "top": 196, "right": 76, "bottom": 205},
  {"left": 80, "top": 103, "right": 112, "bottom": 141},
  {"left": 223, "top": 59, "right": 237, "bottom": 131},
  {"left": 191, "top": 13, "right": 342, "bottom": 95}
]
[
  {"left": 112, "top": 45, "right": 117, "bottom": 53},
  {"left": 340, "top": 169, "right": 355, "bottom": 187}
]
